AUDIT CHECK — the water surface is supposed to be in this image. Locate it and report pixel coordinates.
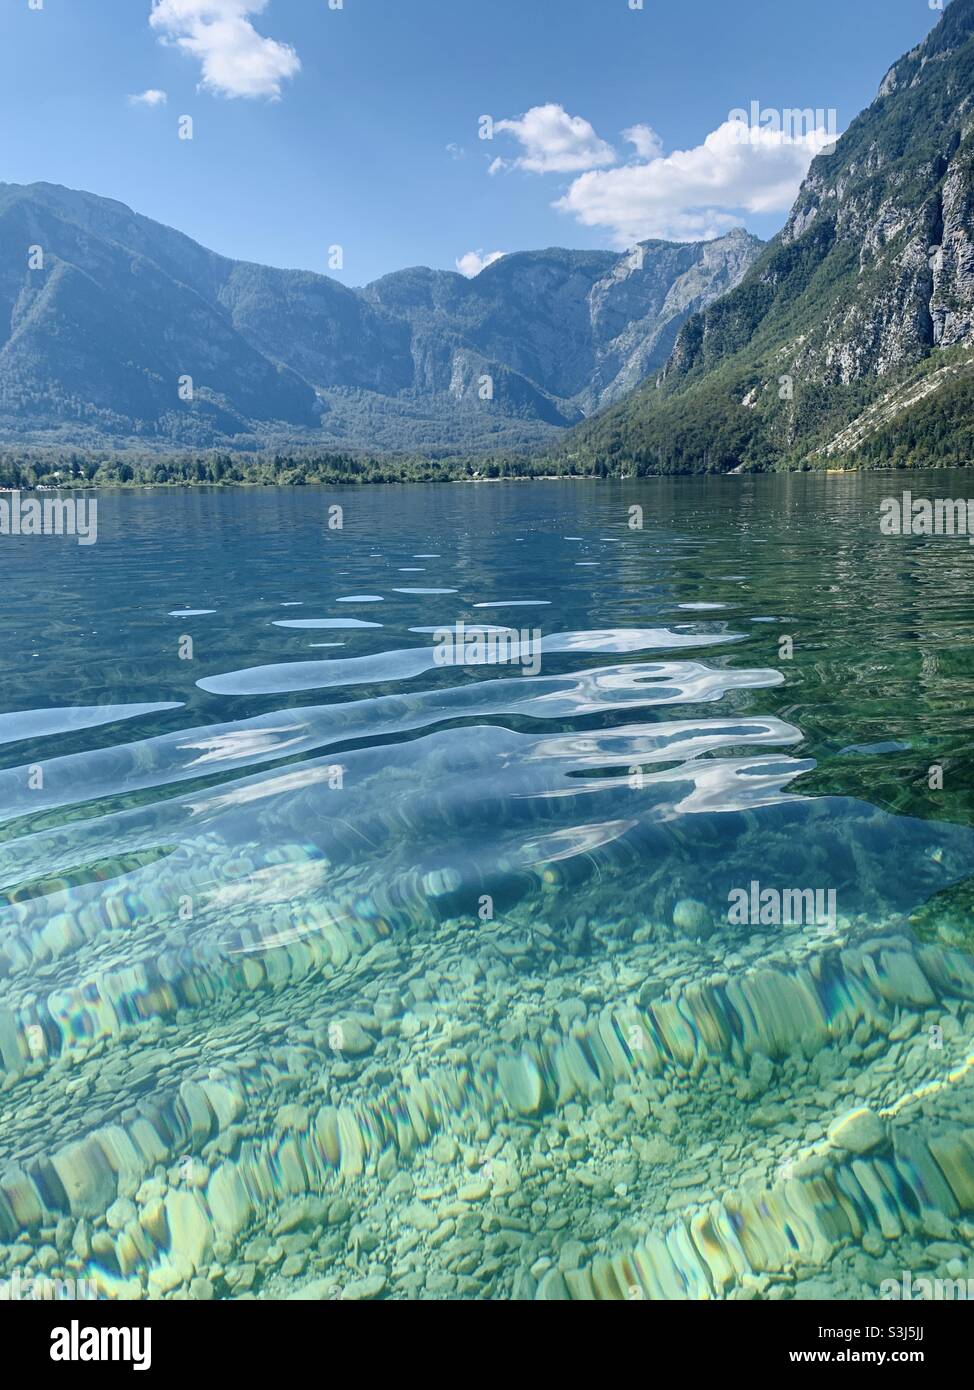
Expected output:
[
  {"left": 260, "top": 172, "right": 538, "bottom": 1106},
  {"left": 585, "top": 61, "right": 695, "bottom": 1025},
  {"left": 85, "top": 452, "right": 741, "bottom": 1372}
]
[{"left": 1, "top": 473, "right": 973, "bottom": 1301}]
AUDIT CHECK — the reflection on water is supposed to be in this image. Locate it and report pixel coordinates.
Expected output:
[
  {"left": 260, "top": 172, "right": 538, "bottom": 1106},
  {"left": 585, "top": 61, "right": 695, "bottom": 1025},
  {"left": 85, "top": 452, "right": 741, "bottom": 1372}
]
[{"left": 0, "top": 473, "right": 973, "bottom": 1301}]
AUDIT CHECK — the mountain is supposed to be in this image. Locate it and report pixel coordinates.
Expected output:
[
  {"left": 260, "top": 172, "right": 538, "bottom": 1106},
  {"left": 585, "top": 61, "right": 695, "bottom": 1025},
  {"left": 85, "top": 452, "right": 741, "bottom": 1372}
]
[
  {"left": 0, "top": 183, "right": 762, "bottom": 455},
  {"left": 565, "top": 0, "right": 974, "bottom": 473}
]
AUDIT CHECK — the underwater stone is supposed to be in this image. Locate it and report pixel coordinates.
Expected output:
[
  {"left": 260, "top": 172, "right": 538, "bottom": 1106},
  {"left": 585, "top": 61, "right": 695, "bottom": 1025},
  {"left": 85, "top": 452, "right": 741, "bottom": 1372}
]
[
  {"left": 498, "top": 1050, "right": 545, "bottom": 1115},
  {"left": 331, "top": 1019, "right": 374, "bottom": 1056},
  {"left": 866, "top": 950, "right": 936, "bottom": 1008},
  {"left": 458, "top": 1179, "right": 491, "bottom": 1202},
  {"left": 537, "top": 1268, "right": 571, "bottom": 1300},
  {"left": 402, "top": 1201, "right": 438, "bottom": 1231},
  {"left": 164, "top": 1189, "right": 212, "bottom": 1273},
  {"left": 328, "top": 1196, "right": 352, "bottom": 1225},
  {"left": 129, "top": 1119, "right": 169, "bottom": 1168},
  {"left": 275, "top": 1104, "right": 310, "bottom": 1132},
  {"left": 673, "top": 899, "right": 712, "bottom": 939},
  {"left": 336, "top": 1107, "right": 365, "bottom": 1179},
  {"left": 850, "top": 1159, "right": 902, "bottom": 1239},
  {"left": 199, "top": 1080, "right": 244, "bottom": 1128},
  {"left": 96, "top": 1125, "right": 150, "bottom": 1197},
  {"left": 891, "top": 1130, "right": 960, "bottom": 1224},
  {"left": 0, "top": 1167, "right": 45, "bottom": 1229},
  {"left": 286, "top": 1279, "right": 338, "bottom": 1300},
  {"left": 315, "top": 1107, "right": 341, "bottom": 1166},
  {"left": 106, "top": 1197, "right": 137, "bottom": 1232},
  {"left": 431, "top": 1135, "right": 458, "bottom": 1166},
  {"left": 206, "top": 1162, "right": 253, "bottom": 1240},
  {"left": 51, "top": 1138, "right": 117, "bottom": 1218},
  {"left": 139, "top": 1197, "right": 167, "bottom": 1246},
  {"left": 274, "top": 1196, "right": 328, "bottom": 1234},
  {"left": 147, "top": 1262, "right": 183, "bottom": 1296},
  {"left": 342, "top": 1273, "right": 387, "bottom": 1300},
  {"left": 0, "top": 1009, "right": 24, "bottom": 1072},
  {"left": 486, "top": 1159, "right": 520, "bottom": 1196},
  {"left": 827, "top": 1108, "right": 888, "bottom": 1155},
  {"left": 927, "top": 1132, "right": 974, "bottom": 1209}
]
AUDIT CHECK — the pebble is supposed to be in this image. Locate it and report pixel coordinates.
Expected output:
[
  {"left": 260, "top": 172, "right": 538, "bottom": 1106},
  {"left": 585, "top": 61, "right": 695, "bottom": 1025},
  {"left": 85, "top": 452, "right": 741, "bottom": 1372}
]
[
  {"left": 343, "top": 1274, "right": 387, "bottom": 1301},
  {"left": 673, "top": 899, "right": 713, "bottom": 939},
  {"left": 287, "top": 1279, "right": 337, "bottom": 1301},
  {"left": 401, "top": 1202, "right": 438, "bottom": 1232},
  {"left": 432, "top": 1135, "right": 458, "bottom": 1165},
  {"left": 328, "top": 1198, "right": 352, "bottom": 1226},
  {"left": 827, "top": 1107, "right": 888, "bottom": 1155},
  {"left": 106, "top": 1198, "right": 137, "bottom": 1232},
  {"left": 331, "top": 1020, "right": 375, "bottom": 1057},
  {"left": 275, "top": 1104, "right": 310, "bottom": 1132},
  {"left": 458, "top": 1180, "right": 491, "bottom": 1202}
]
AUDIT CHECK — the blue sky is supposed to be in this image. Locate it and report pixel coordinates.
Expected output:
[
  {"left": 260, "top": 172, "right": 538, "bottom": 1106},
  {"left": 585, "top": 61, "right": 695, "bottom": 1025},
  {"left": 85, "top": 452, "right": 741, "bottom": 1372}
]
[{"left": 0, "top": 0, "right": 947, "bottom": 285}]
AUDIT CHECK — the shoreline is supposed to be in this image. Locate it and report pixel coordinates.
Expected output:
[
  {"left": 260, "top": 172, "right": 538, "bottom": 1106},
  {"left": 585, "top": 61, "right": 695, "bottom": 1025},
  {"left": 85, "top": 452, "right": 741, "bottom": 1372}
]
[{"left": 2, "top": 463, "right": 973, "bottom": 493}]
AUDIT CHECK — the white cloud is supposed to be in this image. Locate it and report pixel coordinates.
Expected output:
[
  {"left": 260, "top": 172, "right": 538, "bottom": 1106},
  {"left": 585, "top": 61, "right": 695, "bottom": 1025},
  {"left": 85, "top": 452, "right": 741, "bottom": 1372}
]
[
  {"left": 556, "top": 118, "right": 837, "bottom": 246},
  {"left": 491, "top": 104, "right": 616, "bottom": 175},
  {"left": 446, "top": 143, "right": 466, "bottom": 161},
  {"left": 149, "top": 0, "right": 300, "bottom": 100},
  {"left": 129, "top": 88, "right": 169, "bottom": 107},
  {"left": 456, "top": 249, "right": 506, "bottom": 278},
  {"left": 623, "top": 124, "right": 663, "bottom": 161}
]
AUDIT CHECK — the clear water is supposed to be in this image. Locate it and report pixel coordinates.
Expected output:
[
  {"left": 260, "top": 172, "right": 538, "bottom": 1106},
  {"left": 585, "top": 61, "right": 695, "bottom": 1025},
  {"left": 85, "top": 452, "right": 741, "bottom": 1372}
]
[{"left": 2, "top": 473, "right": 974, "bottom": 1301}]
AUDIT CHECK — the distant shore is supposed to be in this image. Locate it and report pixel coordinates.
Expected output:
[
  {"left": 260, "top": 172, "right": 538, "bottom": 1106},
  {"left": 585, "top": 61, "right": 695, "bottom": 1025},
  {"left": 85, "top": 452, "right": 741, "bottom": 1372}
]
[{"left": 2, "top": 452, "right": 970, "bottom": 492}]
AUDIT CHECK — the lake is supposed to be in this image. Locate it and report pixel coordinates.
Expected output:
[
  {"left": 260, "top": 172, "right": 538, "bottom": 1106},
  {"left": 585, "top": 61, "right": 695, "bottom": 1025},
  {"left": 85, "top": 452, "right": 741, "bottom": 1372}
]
[{"left": 1, "top": 471, "right": 973, "bottom": 1301}]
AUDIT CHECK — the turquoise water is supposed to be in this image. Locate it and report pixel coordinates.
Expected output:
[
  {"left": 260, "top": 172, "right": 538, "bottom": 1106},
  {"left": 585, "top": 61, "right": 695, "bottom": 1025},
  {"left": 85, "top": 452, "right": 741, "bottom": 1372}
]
[{"left": 1, "top": 472, "right": 974, "bottom": 1301}]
